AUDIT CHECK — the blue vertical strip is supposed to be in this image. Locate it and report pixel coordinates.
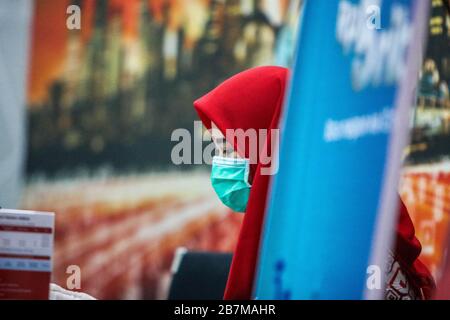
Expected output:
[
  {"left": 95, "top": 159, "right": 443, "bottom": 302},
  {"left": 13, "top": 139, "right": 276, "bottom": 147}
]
[{"left": 254, "top": 0, "right": 419, "bottom": 300}]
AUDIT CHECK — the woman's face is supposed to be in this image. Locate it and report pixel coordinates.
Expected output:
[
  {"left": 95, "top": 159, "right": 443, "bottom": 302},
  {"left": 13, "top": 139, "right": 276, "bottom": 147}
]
[{"left": 210, "top": 122, "right": 241, "bottom": 159}]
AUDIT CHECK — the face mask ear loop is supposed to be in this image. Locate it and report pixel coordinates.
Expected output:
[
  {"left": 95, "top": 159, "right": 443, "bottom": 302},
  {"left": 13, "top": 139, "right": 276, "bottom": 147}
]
[{"left": 244, "top": 159, "right": 252, "bottom": 188}]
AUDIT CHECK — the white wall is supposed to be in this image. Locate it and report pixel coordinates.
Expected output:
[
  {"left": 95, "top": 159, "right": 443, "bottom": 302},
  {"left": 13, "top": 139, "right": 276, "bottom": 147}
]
[{"left": 0, "top": 0, "right": 33, "bottom": 208}]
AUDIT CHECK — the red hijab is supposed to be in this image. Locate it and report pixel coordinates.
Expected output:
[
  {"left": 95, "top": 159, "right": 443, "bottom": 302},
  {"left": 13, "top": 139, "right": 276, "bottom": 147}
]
[{"left": 194, "top": 66, "right": 435, "bottom": 300}]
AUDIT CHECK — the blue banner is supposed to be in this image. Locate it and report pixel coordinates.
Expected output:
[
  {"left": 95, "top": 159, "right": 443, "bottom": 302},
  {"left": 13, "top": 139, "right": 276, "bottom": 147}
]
[{"left": 255, "top": 0, "right": 429, "bottom": 300}]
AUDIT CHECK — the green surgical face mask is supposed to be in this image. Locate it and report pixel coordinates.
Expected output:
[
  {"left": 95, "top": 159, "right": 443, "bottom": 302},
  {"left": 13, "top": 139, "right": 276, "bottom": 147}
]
[{"left": 211, "top": 156, "right": 251, "bottom": 213}]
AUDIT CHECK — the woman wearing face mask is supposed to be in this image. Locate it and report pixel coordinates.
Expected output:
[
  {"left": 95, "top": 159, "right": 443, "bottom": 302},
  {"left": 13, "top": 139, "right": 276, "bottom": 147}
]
[{"left": 194, "top": 66, "right": 435, "bottom": 300}]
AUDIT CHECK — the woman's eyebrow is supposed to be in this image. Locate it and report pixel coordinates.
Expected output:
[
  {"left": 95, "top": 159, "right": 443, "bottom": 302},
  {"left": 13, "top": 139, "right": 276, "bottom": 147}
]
[{"left": 214, "top": 137, "right": 225, "bottom": 147}]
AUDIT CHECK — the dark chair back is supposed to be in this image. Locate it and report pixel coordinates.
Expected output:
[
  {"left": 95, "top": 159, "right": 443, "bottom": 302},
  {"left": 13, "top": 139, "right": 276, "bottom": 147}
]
[{"left": 168, "top": 251, "right": 232, "bottom": 300}]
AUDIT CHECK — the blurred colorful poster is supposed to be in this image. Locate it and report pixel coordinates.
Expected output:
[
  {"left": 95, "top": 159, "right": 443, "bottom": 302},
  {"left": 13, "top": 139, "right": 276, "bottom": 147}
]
[
  {"left": 400, "top": 0, "right": 450, "bottom": 284},
  {"left": 23, "top": 0, "right": 302, "bottom": 299},
  {"left": 255, "top": 0, "right": 429, "bottom": 300}
]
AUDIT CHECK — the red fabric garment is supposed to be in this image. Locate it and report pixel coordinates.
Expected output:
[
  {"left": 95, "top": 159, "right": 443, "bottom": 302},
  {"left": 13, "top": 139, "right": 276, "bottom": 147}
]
[
  {"left": 396, "top": 201, "right": 436, "bottom": 299},
  {"left": 193, "top": 66, "right": 435, "bottom": 300}
]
